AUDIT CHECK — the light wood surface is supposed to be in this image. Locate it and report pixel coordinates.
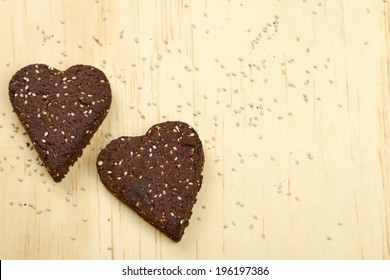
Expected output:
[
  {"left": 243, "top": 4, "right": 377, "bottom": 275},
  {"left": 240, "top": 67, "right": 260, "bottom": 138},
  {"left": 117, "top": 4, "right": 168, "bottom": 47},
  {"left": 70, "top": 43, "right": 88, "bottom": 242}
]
[{"left": 0, "top": 0, "right": 389, "bottom": 260}]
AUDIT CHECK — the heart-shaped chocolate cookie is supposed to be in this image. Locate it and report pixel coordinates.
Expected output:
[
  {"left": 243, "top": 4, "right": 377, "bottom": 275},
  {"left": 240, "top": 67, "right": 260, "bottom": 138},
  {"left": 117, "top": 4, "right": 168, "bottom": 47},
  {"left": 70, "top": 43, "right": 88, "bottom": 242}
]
[
  {"left": 97, "top": 121, "right": 204, "bottom": 242},
  {"left": 9, "top": 64, "right": 111, "bottom": 182}
]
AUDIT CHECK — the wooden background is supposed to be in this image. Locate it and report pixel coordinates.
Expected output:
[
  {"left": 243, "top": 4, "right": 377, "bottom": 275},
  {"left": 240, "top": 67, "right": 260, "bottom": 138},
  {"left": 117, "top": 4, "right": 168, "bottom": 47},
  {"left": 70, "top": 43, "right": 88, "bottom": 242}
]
[{"left": 0, "top": 0, "right": 389, "bottom": 260}]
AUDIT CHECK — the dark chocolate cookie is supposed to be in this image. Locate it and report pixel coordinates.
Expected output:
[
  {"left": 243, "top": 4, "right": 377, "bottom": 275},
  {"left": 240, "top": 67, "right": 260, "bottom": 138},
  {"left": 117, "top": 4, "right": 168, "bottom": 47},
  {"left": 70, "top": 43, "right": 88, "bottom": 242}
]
[
  {"left": 9, "top": 64, "right": 111, "bottom": 182},
  {"left": 97, "top": 121, "right": 204, "bottom": 242}
]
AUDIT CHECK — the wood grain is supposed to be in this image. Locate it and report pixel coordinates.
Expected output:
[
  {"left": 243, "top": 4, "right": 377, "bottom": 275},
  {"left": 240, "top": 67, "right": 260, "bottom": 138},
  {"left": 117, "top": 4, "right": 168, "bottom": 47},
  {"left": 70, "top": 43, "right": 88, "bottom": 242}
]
[{"left": 0, "top": 0, "right": 389, "bottom": 259}]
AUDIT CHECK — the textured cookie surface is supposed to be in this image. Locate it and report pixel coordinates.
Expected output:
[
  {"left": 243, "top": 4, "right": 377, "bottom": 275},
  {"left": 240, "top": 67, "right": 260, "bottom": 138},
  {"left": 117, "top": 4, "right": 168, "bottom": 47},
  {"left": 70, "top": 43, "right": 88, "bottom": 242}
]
[
  {"left": 9, "top": 64, "right": 111, "bottom": 182},
  {"left": 97, "top": 121, "right": 204, "bottom": 242}
]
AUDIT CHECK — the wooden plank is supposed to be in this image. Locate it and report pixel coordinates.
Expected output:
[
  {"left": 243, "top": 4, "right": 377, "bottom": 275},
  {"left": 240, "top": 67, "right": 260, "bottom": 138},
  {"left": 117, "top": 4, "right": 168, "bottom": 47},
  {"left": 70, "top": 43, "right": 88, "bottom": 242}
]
[{"left": 0, "top": 0, "right": 389, "bottom": 259}]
